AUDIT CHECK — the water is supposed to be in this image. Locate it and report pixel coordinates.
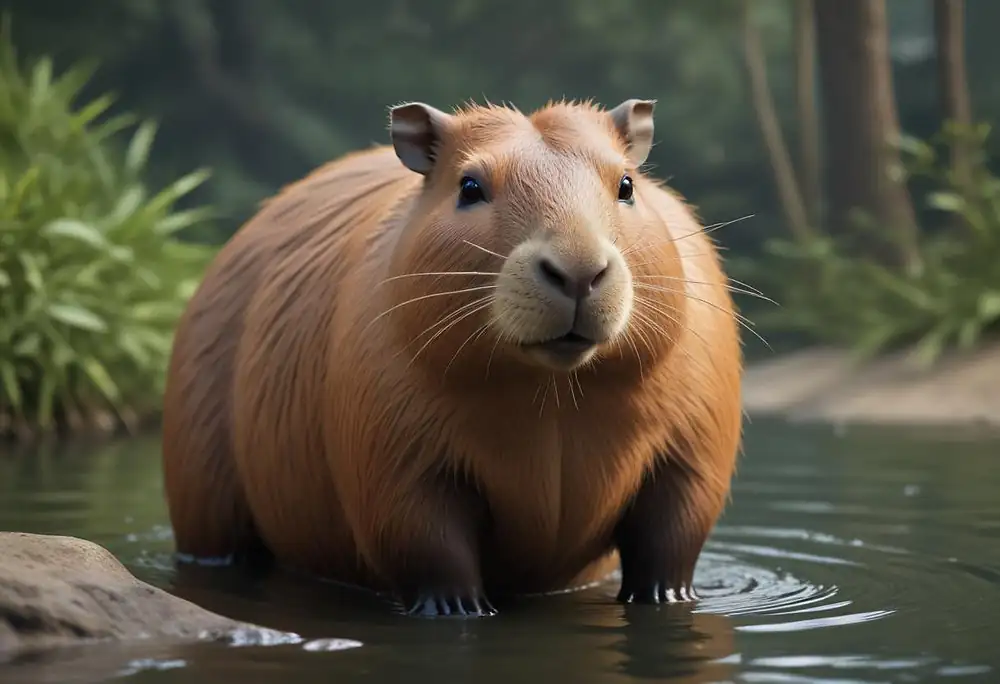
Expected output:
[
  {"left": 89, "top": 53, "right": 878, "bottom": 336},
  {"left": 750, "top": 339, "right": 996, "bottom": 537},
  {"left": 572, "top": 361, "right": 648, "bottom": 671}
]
[{"left": 1, "top": 419, "right": 999, "bottom": 683}]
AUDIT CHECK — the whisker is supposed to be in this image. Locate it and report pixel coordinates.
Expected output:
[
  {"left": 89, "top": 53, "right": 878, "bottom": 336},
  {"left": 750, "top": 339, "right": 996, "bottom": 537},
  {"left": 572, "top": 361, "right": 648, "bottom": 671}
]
[
  {"left": 635, "top": 283, "right": 772, "bottom": 350},
  {"left": 623, "top": 330, "right": 644, "bottom": 380},
  {"left": 612, "top": 334, "right": 625, "bottom": 361},
  {"left": 622, "top": 215, "right": 756, "bottom": 258},
  {"left": 444, "top": 314, "right": 497, "bottom": 375},
  {"left": 627, "top": 309, "right": 660, "bottom": 358},
  {"left": 363, "top": 285, "right": 498, "bottom": 334},
  {"left": 485, "top": 332, "right": 504, "bottom": 380},
  {"left": 633, "top": 294, "right": 714, "bottom": 350},
  {"left": 729, "top": 275, "right": 778, "bottom": 304},
  {"left": 623, "top": 251, "right": 715, "bottom": 265},
  {"left": 462, "top": 239, "right": 507, "bottom": 261},
  {"left": 551, "top": 375, "right": 561, "bottom": 410},
  {"left": 405, "top": 299, "right": 495, "bottom": 369},
  {"left": 567, "top": 375, "right": 579, "bottom": 411},
  {"left": 410, "top": 295, "right": 494, "bottom": 343},
  {"left": 636, "top": 282, "right": 764, "bottom": 331},
  {"left": 631, "top": 304, "right": 699, "bottom": 366},
  {"left": 573, "top": 370, "right": 585, "bottom": 399},
  {"left": 633, "top": 274, "right": 777, "bottom": 305},
  {"left": 379, "top": 270, "right": 502, "bottom": 285},
  {"left": 538, "top": 377, "right": 552, "bottom": 417},
  {"left": 619, "top": 215, "right": 754, "bottom": 260},
  {"left": 689, "top": 214, "right": 755, "bottom": 240}
]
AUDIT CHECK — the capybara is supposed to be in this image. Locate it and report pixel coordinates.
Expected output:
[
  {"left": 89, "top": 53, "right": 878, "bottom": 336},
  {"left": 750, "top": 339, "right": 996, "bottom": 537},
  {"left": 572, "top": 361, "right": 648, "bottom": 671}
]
[{"left": 161, "top": 97, "right": 743, "bottom": 617}]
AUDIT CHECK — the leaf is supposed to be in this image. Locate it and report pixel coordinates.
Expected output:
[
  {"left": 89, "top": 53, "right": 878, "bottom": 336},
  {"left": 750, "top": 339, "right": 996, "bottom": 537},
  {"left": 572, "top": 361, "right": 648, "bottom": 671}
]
[
  {"left": 46, "top": 302, "right": 108, "bottom": 332},
  {"left": 130, "top": 301, "right": 182, "bottom": 322},
  {"left": 29, "top": 57, "right": 53, "bottom": 108},
  {"left": 895, "top": 132, "right": 934, "bottom": 158},
  {"left": 911, "top": 322, "right": 955, "bottom": 369},
  {"left": 81, "top": 357, "right": 120, "bottom": 403},
  {"left": 957, "top": 320, "right": 981, "bottom": 350},
  {"left": 70, "top": 93, "right": 115, "bottom": 130},
  {"left": 176, "top": 278, "right": 200, "bottom": 300},
  {"left": 89, "top": 112, "right": 139, "bottom": 143},
  {"left": 50, "top": 59, "right": 99, "bottom": 104},
  {"left": 36, "top": 371, "right": 56, "bottom": 429},
  {"left": 852, "top": 324, "right": 899, "bottom": 360},
  {"left": 18, "top": 253, "right": 45, "bottom": 292},
  {"left": 0, "top": 361, "right": 21, "bottom": 410},
  {"left": 927, "top": 191, "right": 965, "bottom": 214},
  {"left": 107, "top": 185, "right": 146, "bottom": 224},
  {"left": 41, "top": 218, "right": 108, "bottom": 249},
  {"left": 13, "top": 333, "right": 40, "bottom": 357},
  {"left": 977, "top": 292, "right": 1000, "bottom": 323},
  {"left": 118, "top": 331, "right": 150, "bottom": 366},
  {"left": 154, "top": 207, "right": 217, "bottom": 235},
  {"left": 143, "top": 169, "right": 212, "bottom": 216},
  {"left": 125, "top": 120, "right": 157, "bottom": 175}
]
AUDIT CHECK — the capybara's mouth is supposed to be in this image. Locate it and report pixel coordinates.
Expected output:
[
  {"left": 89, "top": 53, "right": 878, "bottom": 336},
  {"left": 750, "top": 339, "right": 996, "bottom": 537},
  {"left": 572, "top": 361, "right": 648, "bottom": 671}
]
[{"left": 524, "top": 331, "right": 597, "bottom": 356}]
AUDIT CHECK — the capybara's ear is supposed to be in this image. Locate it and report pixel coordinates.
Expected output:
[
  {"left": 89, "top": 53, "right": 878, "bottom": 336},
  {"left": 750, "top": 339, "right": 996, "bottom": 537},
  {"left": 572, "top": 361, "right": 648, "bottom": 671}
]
[
  {"left": 389, "top": 102, "right": 454, "bottom": 175},
  {"left": 607, "top": 99, "right": 656, "bottom": 167}
]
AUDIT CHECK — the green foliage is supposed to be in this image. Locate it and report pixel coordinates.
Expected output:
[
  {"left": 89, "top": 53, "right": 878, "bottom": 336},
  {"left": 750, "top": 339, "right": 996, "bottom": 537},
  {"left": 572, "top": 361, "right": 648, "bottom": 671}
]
[
  {"left": 739, "top": 122, "right": 1000, "bottom": 367},
  {"left": 0, "top": 29, "right": 216, "bottom": 437},
  {"left": 3, "top": 0, "right": 792, "bottom": 252}
]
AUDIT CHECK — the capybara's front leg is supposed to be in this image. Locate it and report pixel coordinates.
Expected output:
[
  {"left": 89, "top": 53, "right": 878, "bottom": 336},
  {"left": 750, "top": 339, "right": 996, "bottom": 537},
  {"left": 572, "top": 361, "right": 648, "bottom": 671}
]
[
  {"left": 612, "top": 453, "right": 724, "bottom": 605},
  {"left": 365, "top": 476, "right": 495, "bottom": 618}
]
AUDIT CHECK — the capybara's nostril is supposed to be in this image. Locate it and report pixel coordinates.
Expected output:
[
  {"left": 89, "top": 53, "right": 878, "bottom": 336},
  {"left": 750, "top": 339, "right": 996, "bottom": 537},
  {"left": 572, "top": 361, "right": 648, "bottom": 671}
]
[
  {"left": 535, "top": 256, "right": 609, "bottom": 302},
  {"left": 538, "top": 257, "right": 569, "bottom": 295},
  {"left": 589, "top": 264, "right": 609, "bottom": 290}
]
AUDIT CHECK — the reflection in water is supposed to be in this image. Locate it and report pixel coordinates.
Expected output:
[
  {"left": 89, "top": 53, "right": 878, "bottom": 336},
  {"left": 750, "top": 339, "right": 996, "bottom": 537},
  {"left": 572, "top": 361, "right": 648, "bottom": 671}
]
[{"left": 1, "top": 419, "right": 1000, "bottom": 682}]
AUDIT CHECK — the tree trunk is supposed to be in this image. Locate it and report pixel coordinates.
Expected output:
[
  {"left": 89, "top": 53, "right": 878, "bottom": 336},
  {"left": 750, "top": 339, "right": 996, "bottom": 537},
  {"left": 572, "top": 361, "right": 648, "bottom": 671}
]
[
  {"left": 814, "top": 0, "right": 921, "bottom": 271},
  {"left": 741, "top": 1, "right": 813, "bottom": 243},
  {"left": 793, "top": 0, "right": 822, "bottom": 229},
  {"left": 934, "top": 0, "right": 973, "bottom": 192}
]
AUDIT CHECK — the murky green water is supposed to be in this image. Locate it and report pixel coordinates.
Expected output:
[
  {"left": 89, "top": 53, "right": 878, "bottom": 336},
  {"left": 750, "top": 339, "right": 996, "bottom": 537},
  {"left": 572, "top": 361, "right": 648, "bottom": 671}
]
[{"left": 1, "top": 419, "right": 999, "bottom": 683}]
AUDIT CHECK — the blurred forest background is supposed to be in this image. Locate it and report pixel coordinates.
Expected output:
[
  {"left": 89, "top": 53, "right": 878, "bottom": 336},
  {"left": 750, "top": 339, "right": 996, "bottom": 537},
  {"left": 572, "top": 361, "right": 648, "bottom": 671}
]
[{"left": 2, "top": 0, "right": 999, "bottom": 440}]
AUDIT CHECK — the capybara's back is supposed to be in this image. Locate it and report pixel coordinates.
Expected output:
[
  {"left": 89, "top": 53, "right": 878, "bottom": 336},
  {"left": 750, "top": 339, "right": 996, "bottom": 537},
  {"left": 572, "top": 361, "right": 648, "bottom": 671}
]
[
  {"left": 161, "top": 147, "right": 418, "bottom": 567},
  {"left": 162, "top": 97, "right": 743, "bottom": 617}
]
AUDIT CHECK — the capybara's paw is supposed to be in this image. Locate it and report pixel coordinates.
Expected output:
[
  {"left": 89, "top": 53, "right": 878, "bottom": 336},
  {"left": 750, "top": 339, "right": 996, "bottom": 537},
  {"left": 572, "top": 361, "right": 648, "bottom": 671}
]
[
  {"left": 404, "top": 589, "right": 497, "bottom": 618},
  {"left": 616, "top": 577, "right": 698, "bottom": 605}
]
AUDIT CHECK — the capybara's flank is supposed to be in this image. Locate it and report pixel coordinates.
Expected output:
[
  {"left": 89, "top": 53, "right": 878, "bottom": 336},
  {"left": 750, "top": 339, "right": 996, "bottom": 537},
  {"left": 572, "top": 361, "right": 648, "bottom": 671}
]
[{"left": 161, "top": 97, "right": 743, "bottom": 617}]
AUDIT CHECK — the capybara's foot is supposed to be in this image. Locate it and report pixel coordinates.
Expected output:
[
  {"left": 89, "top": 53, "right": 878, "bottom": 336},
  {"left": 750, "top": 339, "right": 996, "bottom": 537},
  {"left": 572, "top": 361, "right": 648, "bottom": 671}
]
[
  {"left": 404, "top": 588, "right": 497, "bottom": 618},
  {"left": 616, "top": 575, "right": 697, "bottom": 605}
]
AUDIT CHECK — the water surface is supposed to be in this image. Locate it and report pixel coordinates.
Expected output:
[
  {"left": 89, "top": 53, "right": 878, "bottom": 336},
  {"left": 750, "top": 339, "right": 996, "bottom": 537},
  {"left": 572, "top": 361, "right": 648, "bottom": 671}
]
[{"left": 1, "top": 419, "right": 998, "bottom": 683}]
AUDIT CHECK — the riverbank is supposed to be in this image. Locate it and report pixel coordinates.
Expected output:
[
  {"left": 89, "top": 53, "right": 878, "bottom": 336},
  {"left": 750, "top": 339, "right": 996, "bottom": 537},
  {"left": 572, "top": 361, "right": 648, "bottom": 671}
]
[{"left": 742, "top": 342, "right": 1000, "bottom": 428}]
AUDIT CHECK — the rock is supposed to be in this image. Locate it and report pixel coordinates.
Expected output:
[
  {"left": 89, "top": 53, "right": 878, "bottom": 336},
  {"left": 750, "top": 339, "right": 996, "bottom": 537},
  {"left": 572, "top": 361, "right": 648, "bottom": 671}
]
[
  {"left": 0, "top": 532, "right": 292, "bottom": 654},
  {"left": 742, "top": 343, "right": 1000, "bottom": 427}
]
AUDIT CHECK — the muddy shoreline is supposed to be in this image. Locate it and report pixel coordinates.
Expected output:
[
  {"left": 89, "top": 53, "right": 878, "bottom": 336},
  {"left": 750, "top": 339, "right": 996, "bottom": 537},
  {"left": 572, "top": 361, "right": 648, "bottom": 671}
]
[{"left": 742, "top": 343, "right": 1000, "bottom": 428}]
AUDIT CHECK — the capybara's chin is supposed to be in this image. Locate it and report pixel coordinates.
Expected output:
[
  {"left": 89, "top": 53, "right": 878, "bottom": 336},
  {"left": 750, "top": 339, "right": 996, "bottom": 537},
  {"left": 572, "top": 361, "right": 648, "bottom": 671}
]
[{"left": 491, "top": 237, "right": 634, "bottom": 372}]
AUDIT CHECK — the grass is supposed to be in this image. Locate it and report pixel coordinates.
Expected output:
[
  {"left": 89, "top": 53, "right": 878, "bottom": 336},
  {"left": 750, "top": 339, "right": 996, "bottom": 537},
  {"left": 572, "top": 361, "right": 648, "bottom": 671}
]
[{"left": 0, "top": 23, "right": 217, "bottom": 441}]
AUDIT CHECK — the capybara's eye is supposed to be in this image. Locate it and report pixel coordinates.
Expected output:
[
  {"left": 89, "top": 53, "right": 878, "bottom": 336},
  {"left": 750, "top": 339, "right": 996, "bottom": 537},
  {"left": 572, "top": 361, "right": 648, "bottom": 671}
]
[
  {"left": 457, "top": 176, "right": 487, "bottom": 208},
  {"left": 618, "top": 175, "right": 634, "bottom": 203}
]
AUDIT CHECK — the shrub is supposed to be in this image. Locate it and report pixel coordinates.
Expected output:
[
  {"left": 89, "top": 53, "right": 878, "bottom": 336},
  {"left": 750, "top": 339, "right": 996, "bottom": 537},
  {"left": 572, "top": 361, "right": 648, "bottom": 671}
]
[
  {"left": 735, "top": 122, "right": 1000, "bottom": 367},
  {"left": 0, "top": 27, "right": 216, "bottom": 440}
]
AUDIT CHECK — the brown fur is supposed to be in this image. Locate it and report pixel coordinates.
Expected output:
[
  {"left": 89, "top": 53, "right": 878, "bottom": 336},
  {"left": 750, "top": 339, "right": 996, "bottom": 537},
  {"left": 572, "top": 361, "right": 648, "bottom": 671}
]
[{"left": 161, "top": 98, "right": 743, "bottom": 613}]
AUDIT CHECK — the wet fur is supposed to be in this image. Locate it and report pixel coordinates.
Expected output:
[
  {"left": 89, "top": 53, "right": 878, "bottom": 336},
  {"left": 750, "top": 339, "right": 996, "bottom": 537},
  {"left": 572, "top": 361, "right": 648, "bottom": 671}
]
[{"left": 161, "top": 99, "right": 743, "bottom": 610}]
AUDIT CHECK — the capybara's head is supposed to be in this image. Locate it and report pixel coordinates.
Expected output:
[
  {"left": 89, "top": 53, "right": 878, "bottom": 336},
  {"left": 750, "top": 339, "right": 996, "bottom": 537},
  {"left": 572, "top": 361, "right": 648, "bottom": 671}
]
[{"left": 385, "top": 98, "right": 686, "bottom": 376}]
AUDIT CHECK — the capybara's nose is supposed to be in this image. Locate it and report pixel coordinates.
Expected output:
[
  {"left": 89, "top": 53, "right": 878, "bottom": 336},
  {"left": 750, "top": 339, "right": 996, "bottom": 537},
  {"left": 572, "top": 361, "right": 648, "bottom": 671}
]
[{"left": 534, "top": 255, "right": 609, "bottom": 302}]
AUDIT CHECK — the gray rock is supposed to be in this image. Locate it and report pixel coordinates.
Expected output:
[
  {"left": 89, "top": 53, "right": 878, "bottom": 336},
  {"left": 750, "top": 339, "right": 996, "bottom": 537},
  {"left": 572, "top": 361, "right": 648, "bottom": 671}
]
[{"left": 0, "top": 532, "right": 294, "bottom": 654}]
